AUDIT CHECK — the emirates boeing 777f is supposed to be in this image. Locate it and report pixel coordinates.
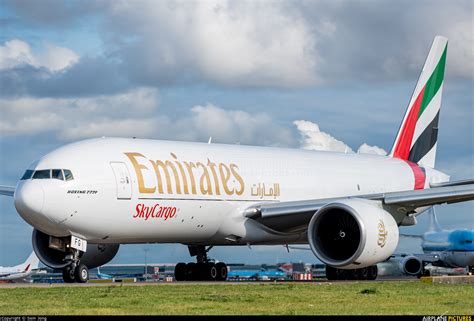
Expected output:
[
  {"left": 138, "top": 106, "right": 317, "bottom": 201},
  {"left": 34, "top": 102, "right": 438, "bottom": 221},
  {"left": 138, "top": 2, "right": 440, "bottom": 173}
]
[{"left": 1, "top": 36, "right": 473, "bottom": 283}]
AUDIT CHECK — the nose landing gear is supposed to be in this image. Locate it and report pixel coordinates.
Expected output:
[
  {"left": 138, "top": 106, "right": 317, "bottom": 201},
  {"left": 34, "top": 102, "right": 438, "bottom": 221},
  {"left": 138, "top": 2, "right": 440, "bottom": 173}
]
[
  {"left": 174, "top": 246, "right": 228, "bottom": 281},
  {"left": 61, "top": 249, "right": 89, "bottom": 283}
]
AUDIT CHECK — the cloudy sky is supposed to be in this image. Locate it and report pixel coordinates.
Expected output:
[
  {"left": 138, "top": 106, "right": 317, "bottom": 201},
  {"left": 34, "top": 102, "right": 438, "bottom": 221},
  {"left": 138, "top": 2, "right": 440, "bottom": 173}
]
[{"left": 0, "top": 0, "right": 472, "bottom": 266}]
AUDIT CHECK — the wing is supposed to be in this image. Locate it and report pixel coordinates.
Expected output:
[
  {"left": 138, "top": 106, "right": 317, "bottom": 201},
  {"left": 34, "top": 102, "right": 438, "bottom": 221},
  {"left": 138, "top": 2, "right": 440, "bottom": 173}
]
[
  {"left": 0, "top": 185, "right": 15, "bottom": 197},
  {"left": 244, "top": 180, "right": 474, "bottom": 233}
]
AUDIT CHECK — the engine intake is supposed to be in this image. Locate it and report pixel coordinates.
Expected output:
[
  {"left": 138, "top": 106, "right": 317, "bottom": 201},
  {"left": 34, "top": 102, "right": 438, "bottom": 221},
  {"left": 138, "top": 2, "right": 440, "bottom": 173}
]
[
  {"left": 308, "top": 199, "right": 399, "bottom": 269},
  {"left": 32, "top": 229, "right": 119, "bottom": 269},
  {"left": 401, "top": 256, "right": 423, "bottom": 275}
]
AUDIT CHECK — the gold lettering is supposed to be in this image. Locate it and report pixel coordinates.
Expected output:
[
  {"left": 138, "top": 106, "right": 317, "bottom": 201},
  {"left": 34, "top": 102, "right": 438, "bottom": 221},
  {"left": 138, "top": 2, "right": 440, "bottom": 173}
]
[
  {"left": 124, "top": 153, "right": 155, "bottom": 194},
  {"left": 219, "top": 163, "right": 233, "bottom": 195},
  {"left": 183, "top": 161, "right": 197, "bottom": 194},
  {"left": 196, "top": 162, "right": 212, "bottom": 195},
  {"left": 151, "top": 159, "right": 181, "bottom": 194},
  {"left": 171, "top": 153, "right": 189, "bottom": 194},
  {"left": 207, "top": 158, "right": 221, "bottom": 195},
  {"left": 230, "top": 164, "right": 244, "bottom": 195}
]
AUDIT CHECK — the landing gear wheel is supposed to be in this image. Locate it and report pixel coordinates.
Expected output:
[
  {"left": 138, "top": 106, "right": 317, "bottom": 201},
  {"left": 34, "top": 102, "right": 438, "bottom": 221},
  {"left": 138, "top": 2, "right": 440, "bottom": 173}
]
[
  {"left": 325, "top": 266, "right": 337, "bottom": 280},
  {"left": 216, "top": 262, "right": 228, "bottom": 281},
  {"left": 62, "top": 265, "right": 75, "bottom": 283},
  {"left": 174, "top": 263, "right": 187, "bottom": 281},
  {"left": 186, "top": 263, "right": 198, "bottom": 281},
  {"left": 201, "top": 263, "right": 217, "bottom": 281},
  {"left": 75, "top": 264, "right": 89, "bottom": 283},
  {"left": 367, "top": 265, "right": 378, "bottom": 280},
  {"left": 357, "top": 267, "right": 369, "bottom": 280}
]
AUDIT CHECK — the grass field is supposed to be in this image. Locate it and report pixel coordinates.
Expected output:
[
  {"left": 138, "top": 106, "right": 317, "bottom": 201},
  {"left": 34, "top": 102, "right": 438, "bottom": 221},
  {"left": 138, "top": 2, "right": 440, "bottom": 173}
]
[{"left": 0, "top": 282, "right": 473, "bottom": 315}]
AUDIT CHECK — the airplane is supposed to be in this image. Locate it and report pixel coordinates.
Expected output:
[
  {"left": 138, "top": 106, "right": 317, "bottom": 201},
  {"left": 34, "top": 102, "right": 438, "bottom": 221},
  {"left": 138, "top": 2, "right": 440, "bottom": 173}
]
[
  {"left": 94, "top": 267, "right": 114, "bottom": 280},
  {"left": 397, "top": 208, "right": 474, "bottom": 277},
  {"left": 0, "top": 252, "right": 40, "bottom": 282},
  {"left": 227, "top": 269, "right": 287, "bottom": 281},
  {"left": 0, "top": 35, "right": 473, "bottom": 283}
]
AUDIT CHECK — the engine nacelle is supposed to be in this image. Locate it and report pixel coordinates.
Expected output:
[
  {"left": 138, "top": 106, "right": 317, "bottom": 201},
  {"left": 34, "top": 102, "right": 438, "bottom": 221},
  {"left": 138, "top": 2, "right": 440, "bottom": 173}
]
[
  {"left": 32, "top": 229, "right": 119, "bottom": 269},
  {"left": 400, "top": 256, "right": 423, "bottom": 275},
  {"left": 308, "top": 199, "right": 399, "bottom": 269}
]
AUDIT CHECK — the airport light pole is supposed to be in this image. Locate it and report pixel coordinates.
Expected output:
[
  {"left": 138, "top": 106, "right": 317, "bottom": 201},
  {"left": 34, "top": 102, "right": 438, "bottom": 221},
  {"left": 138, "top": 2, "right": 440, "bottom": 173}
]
[{"left": 144, "top": 248, "right": 149, "bottom": 281}]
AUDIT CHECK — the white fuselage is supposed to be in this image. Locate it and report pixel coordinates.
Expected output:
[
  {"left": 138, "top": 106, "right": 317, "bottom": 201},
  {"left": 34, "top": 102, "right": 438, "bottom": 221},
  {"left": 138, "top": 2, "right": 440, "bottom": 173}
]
[{"left": 14, "top": 138, "right": 449, "bottom": 246}]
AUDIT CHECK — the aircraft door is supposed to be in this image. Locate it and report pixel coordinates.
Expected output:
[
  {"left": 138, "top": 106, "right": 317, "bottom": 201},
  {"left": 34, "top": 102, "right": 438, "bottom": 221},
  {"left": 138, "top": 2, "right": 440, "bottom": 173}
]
[{"left": 110, "top": 162, "right": 132, "bottom": 200}]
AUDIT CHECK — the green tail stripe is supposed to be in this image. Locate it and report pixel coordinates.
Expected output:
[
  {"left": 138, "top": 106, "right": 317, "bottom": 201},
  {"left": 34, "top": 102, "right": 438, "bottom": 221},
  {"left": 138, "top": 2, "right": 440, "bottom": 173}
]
[{"left": 418, "top": 44, "right": 447, "bottom": 118}]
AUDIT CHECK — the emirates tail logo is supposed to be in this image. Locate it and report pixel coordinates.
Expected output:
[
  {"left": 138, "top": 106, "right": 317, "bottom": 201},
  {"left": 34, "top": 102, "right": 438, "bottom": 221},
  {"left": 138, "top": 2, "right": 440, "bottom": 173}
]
[{"left": 377, "top": 219, "right": 388, "bottom": 248}]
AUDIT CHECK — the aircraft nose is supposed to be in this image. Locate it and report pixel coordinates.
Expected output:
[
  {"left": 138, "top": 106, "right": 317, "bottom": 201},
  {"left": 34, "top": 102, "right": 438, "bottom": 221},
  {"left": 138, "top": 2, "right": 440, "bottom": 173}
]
[{"left": 14, "top": 182, "right": 45, "bottom": 221}]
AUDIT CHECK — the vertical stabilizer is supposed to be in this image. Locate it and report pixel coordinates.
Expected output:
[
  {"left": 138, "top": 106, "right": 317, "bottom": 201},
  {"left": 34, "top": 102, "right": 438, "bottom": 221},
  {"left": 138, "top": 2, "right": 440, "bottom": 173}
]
[
  {"left": 390, "top": 36, "right": 448, "bottom": 168},
  {"left": 22, "top": 252, "right": 40, "bottom": 271}
]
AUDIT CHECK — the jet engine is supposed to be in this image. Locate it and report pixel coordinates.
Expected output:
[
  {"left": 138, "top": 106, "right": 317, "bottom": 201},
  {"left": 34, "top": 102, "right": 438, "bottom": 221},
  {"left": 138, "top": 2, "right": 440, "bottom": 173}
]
[
  {"left": 308, "top": 199, "right": 399, "bottom": 269},
  {"left": 32, "top": 229, "right": 119, "bottom": 269},
  {"left": 400, "top": 255, "right": 423, "bottom": 275}
]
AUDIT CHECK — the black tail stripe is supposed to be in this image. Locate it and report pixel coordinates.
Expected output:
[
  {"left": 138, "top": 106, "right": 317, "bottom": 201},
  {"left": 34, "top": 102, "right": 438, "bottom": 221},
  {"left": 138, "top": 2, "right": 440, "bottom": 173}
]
[{"left": 408, "top": 111, "right": 440, "bottom": 164}]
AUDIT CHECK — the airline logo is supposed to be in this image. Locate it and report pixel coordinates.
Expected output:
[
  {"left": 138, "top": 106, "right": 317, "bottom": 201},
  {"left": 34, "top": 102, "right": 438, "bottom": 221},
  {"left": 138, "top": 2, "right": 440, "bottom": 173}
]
[
  {"left": 134, "top": 203, "right": 177, "bottom": 221},
  {"left": 125, "top": 152, "right": 245, "bottom": 197},
  {"left": 377, "top": 219, "right": 388, "bottom": 248}
]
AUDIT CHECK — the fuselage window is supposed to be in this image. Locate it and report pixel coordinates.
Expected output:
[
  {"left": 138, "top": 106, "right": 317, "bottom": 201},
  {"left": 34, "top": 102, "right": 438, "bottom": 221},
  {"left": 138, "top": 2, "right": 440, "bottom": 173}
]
[
  {"left": 20, "top": 170, "right": 34, "bottom": 180},
  {"left": 33, "top": 170, "right": 51, "bottom": 179},
  {"left": 52, "top": 169, "right": 64, "bottom": 180},
  {"left": 64, "top": 169, "right": 74, "bottom": 181}
]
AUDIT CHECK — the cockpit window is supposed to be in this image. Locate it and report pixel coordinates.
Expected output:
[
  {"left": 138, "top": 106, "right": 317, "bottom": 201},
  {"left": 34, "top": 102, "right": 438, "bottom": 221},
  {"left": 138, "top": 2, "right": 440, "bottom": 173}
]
[
  {"left": 52, "top": 169, "right": 64, "bottom": 180},
  {"left": 63, "top": 169, "right": 74, "bottom": 181},
  {"left": 20, "top": 170, "right": 34, "bottom": 180},
  {"left": 33, "top": 170, "right": 51, "bottom": 179}
]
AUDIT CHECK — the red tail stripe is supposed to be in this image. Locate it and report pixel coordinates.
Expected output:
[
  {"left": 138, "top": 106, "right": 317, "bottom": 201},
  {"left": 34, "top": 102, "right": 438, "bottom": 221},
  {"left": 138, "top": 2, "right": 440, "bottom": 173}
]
[
  {"left": 405, "top": 161, "right": 426, "bottom": 190},
  {"left": 393, "top": 86, "right": 426, "bottom": 160}
]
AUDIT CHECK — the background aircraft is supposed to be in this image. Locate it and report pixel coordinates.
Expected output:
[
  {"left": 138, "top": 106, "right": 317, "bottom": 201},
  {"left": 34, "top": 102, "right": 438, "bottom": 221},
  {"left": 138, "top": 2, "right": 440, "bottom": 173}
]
[
  {"left": 398, "top": 208, "right": 474, "bottom": 277},
  {"left": 0, "top": 251, "right": 40, "bottom": 282}
]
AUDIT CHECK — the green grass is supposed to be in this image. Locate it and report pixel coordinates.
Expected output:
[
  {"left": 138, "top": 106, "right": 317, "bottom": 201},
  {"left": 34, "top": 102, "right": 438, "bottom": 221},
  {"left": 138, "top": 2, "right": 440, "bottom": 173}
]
[{"left": 0, "top": 282, "right": 473, "bottom": 315}]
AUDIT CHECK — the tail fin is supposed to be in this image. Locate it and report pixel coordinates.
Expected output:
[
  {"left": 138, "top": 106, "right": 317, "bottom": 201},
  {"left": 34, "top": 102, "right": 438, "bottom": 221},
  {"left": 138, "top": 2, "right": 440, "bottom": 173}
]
[
  {"left": 427, "top": 207, "right": 442, "bottom": 232},
  {"left": 390, "top": 36, "right": 448, "bottom": 168},
  {"left": 22, "top": 252, "right": 39, "bottom": 271}
]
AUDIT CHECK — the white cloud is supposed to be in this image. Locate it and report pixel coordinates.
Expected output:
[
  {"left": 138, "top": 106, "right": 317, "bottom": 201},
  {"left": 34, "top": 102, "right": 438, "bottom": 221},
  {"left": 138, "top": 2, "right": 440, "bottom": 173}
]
[
  {"left": 0, "top": 90, "right": 296, "bottom": 147},
  {"left": 294, "top": 120, "right": 387, "bottom": 155},
  {"left": 0, "top": 39, "right": 79, "bottom": 72},
  {"left": 102, "top": 1, "right": 319, "bottom": 87},
  {"left": 357, "top": 143, "right": 387, "bottom": 156},
  {"left": 294, "top": 120, "right": 353, "bottom": 153},
  {"left": 0, "top": 88, "right": 159, "bottom": 137},
  {"left": 98, "top": 1, "right": 472, "bottom": 86}
]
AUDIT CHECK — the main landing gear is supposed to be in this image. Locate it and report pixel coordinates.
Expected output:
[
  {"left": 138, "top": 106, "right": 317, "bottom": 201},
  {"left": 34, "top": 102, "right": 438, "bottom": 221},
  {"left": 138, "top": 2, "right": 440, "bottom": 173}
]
[
  {"left": 325, "top": 265, "right": 378, "bottom": 281},
  {"left": 174, "top": 246, "right": 228, "bottom": 281},
  {"left": 61, "top": 249, "right": 89, "bottom": 283}
]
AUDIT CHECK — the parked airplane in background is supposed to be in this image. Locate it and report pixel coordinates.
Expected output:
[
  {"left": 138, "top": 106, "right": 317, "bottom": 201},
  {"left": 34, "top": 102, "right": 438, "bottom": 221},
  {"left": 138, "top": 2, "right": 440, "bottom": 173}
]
[
  {"left": 398, "top": 208, "right": 474, "bottom": 277},
  {"left": 0, "top": 252, "right": 40, "bottom": 282},
  {"left": 227, "top": 269, "right": 287, "bottom": 281},
  {"left": 94, "top": 267, "right": 114, "bottom": 280},
  {"left": 1, "top": 36, "right": 473, "bottom": 283}
]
